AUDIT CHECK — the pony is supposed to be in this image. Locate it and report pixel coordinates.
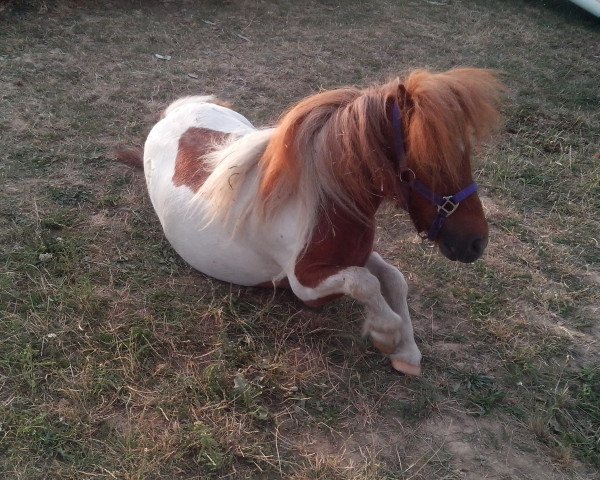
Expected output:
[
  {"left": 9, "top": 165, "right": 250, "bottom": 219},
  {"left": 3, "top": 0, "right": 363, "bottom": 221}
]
[{"left": 116, "top": 68, "right": 504, "bottom": 376}]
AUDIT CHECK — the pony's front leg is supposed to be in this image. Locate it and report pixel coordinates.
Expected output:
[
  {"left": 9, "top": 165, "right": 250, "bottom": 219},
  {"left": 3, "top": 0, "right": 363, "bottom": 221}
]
[
  {"left": 365, "top": 252, "right": 422, "bottom": 375},
  {"left": 287, "top": 265, "right": 420, "bottom": 376}
]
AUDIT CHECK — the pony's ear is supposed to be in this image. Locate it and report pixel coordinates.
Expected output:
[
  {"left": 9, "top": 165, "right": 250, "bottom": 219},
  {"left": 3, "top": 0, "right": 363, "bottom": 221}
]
[
  {"left": 385, "top": 83, "right": 413, "bottom": 114},
  {"left": 383, "top": 82, "right": 413, "bottom": 135},
  {"left": 397, "top": 84, "right": 414, "bottom": 112}
]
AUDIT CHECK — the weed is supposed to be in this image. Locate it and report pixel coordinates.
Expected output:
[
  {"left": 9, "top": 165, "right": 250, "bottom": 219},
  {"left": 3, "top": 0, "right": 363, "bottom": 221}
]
[
  {"left": 187, "top": 421, "right": 232, "bottom": 472},
  {"left": 48, "top": 186, "right": 92, "bottom": 207}
]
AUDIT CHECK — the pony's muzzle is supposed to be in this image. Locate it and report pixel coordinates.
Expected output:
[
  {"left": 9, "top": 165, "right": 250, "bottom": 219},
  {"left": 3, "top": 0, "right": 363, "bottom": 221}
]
[
  {"left": 441, "top": 234, "right": 488, "bottom": 263},
  {"left": 469, "top": 236, "right": 487, "bottom": 259}
]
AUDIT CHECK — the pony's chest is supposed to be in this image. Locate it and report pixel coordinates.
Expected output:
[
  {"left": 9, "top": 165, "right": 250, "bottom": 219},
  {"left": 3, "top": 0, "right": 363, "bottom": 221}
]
[{"left": 294, "top": 206, "right": 375, "bottom": 287}]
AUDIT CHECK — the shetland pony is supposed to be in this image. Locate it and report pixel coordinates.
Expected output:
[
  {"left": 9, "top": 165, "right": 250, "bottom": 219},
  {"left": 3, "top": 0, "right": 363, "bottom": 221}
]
[{"left": 117, "top": 68, "right": 504, "bottom": 376}]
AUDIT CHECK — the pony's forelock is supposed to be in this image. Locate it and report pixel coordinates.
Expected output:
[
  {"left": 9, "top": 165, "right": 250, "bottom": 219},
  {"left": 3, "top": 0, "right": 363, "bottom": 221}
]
[{"left": 403, "top": 68, "right": 505, "bottom": 187}]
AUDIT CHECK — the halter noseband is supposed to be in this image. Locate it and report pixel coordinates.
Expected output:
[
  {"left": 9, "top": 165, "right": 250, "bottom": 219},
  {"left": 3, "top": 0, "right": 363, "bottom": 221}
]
[{"left": 391, "top": 101, "right": 478, "bottom": 241}]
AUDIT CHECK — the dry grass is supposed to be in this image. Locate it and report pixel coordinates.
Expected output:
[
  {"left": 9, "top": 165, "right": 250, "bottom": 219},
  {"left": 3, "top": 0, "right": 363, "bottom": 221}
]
[{"left": 1, "top": 0, "right": 599, "bottom": 479}]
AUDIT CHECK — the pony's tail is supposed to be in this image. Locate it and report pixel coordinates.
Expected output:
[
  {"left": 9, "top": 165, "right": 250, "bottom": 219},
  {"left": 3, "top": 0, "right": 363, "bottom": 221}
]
[{"left": 114, "top": 146, "right": 144, "bottom": 169}]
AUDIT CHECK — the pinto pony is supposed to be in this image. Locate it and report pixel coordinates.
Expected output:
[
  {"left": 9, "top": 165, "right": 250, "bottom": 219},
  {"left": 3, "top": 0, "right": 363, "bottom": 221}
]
[{"left": 117, "top": 68, "right": 504, "bottom": 376}]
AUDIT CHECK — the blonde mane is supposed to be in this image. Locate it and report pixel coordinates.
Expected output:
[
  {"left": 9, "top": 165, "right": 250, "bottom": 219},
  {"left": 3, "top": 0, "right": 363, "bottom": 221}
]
[
  {"left": 198, "top": 68, "right": 504, "bottom": 242},
  {"left": 196, "top": 128, "right": 274, "bottom": 224}
]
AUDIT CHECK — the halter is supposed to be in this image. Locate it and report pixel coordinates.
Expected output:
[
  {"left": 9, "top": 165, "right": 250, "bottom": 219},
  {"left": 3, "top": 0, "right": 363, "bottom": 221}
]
[{"left": 391, "top": 101, "right": 478, "bottom": 241}]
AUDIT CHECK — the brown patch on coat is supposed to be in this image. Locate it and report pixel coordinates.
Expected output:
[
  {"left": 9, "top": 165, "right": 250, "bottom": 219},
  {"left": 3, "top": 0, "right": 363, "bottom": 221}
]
[
  {"left": 293, "top": 200, "right": 380, "bottom": 306},
  {"left": 172, "top": 127, "right": 229, "bottom": 192},
  {"left": 254, "top": 202, "right": 378, "bottom": 307}
]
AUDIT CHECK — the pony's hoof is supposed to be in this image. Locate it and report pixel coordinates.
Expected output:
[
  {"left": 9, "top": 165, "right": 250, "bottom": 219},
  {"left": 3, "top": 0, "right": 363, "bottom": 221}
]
[
  {"left": 391, "top": 359, "right": 421, "bottom": 376},
  {"left": 372, "top": 339, "right": 396, "bottom": 355}
]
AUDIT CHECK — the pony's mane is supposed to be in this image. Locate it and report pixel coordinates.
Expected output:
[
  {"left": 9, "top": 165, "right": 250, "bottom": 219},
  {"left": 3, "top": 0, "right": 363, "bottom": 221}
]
[
  {"left": 196, "top": 128, "right": 274, "bottom": 224},
  {"left": 403, "top": 68, "right": 505, "bottom": 187},
  {"left": 198, "top": 68, "right": 504, "bottom": 244},
  {"left": 259, "top": 84, "right": 399, "bottom": 221},
  {"left": 259, "top": 68, "right": 504, "bottom": 218}
]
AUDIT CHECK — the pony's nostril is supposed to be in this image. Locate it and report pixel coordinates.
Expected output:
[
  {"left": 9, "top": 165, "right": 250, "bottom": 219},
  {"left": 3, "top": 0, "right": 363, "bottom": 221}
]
[{"left": 470, "top": 237, "right": 485, "bottom": 256}]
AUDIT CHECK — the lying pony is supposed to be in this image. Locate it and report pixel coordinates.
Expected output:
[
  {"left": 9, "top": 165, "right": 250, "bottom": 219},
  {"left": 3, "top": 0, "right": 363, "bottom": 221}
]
[{"left": 116, "top": 68, "right": 504, "bottom": 375}]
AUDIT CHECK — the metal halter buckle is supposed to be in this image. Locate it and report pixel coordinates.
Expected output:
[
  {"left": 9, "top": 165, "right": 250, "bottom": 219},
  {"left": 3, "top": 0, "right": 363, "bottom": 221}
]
[{"left": 437, "top": 197, "right": 460, "bottom": 216}]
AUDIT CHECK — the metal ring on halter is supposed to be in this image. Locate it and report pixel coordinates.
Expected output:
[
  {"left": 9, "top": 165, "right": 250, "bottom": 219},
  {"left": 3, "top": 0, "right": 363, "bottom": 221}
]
[
  {"left": 399, "top": 168, "right": 416, "bottom": 185},
  {"left": 437, "top": 196, "right": 460, "bottom": 217}
]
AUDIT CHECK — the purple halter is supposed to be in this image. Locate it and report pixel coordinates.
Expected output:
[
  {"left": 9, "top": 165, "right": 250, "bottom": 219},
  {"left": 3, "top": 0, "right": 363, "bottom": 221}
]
[{"left": 391, "top": 101, "right": 478, "bottom": 241}]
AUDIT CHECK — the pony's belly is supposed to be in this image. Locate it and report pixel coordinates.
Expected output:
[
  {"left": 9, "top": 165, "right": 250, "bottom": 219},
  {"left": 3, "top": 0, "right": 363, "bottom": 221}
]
[
  {"left": 165, "top": 224, "right": 283, "bottom": 286},
  {"left": 157, "top": 194, "right": 283, "bottom": 286}
]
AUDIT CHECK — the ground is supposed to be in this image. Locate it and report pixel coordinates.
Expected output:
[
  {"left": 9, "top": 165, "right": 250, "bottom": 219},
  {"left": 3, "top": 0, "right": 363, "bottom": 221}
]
[{"left": 0, "top": 1, "right": 599, "bottom": 479}]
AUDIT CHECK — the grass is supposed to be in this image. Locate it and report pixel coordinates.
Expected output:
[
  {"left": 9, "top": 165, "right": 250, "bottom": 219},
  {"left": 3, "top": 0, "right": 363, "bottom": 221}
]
[{"left": 1, "top": 0, "right": 599, "bottom": 478}]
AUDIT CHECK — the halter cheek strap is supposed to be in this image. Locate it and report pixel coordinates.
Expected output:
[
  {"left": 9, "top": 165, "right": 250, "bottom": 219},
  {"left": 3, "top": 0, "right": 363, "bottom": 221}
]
[{"left": 391, "top": 101, "right": 478, "bottom": 241}]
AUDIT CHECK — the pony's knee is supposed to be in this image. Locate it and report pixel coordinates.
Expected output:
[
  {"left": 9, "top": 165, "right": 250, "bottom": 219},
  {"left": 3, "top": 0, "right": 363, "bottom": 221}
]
[
  {"left": 348, "top": 270, "right": 381, "bottom": 299},
  {"left": 316, "top": 266, "right": 381, "bottom": 301},
  {"left": 367, "top": 253, "right": 408, "bottom": 291},
  {"left": 378, "top": 263, "right": 408, "bottom": 298},
  {"left": 288, "top": 269, "right": 355, "bottom": 304}
]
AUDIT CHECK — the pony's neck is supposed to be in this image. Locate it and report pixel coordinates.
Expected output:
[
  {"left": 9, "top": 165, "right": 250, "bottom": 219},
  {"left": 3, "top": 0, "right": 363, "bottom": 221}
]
[{"left": 259, "top": 84, "right": 403, "bottom": 223}]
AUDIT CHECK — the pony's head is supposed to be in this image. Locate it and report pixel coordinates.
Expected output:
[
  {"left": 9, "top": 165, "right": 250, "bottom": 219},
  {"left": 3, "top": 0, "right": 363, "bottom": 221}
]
[
  {"left": 395, "top": 68, "right": 504, "bottom": 263},
  {"left": 256, "top": 68, "right": 504, "bottom": 262}
]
